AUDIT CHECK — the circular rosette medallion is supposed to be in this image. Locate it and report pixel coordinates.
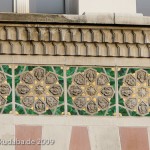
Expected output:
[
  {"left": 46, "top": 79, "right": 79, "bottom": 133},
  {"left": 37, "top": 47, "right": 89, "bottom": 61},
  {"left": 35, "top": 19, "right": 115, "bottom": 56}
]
[
  {"left": 16, "top": 67, "right": 63, "bottom": 114},
  {"left": 68, "top": 68, "right": 114, "bottom": 115},
  {"left": 119, "top": 69, "right": 150, "bottom": 116}
]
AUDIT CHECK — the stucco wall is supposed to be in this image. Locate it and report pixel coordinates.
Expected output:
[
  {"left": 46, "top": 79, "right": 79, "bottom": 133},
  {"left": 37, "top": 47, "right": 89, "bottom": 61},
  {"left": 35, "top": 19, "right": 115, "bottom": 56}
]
[{"left": 79, "top": 0, "right": 136, "bottom": 14}]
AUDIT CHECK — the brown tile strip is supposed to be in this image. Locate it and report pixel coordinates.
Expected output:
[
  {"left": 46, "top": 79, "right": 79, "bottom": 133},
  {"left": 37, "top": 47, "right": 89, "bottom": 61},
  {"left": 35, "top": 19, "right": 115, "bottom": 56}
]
[
  {"left": 15, "top": 125, "right": 42, "bottom": 150},
  {"left": 119, "top": 127, "right": 149, "bottom": 150},
  {"left": 69, "top": 126, "right": 91, "bottom": 150}
]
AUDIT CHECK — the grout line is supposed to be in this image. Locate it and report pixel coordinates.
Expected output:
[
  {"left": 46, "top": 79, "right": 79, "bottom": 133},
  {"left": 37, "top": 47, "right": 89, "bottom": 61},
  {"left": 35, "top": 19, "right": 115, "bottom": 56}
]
[
  {"left": 12, "top": 65, "right": 16, "bottom": 114},
  {"left": 64, "top": 66, "right": 68, "bottom": 115},
  {"left": 115, "top": 66, "right": 119, "bottom": 117}
]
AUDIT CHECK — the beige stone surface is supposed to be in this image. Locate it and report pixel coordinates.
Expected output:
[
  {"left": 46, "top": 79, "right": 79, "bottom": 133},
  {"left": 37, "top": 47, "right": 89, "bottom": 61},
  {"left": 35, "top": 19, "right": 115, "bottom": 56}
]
[
  {"left": 0, "top": 124, "right": 15, "bottom": 150},
  {"left": 41, "top": 125, "right": 72, "bottom": 150},
  {"left": 12, "top": 115, "right": 150, "bottom": 126},
  {"left": 0, "top": 13, "right": 150, "bottom": 25},
  {"left": 89, "top": 126, "right": 121, "bottom": 150},
  {"left": 79, "top": 0, "right": 136, "bottom": 14},
  {"left": 0, "top": 55, "right": 150, "bottom": 67},
  {"left": 115, "top": 14, "right": 150, "bottom": 25}
]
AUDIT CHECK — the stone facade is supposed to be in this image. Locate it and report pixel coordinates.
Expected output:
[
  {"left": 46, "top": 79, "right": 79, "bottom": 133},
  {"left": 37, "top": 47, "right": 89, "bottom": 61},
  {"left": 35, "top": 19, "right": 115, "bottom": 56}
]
[{"left": 0, "top": 13, "right": 150, "bottom": 149}]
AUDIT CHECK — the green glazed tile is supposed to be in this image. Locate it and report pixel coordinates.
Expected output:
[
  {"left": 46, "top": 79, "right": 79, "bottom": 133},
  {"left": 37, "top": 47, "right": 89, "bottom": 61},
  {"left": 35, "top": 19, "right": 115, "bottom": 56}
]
[
  {"left": 119, "top": 95, "right": 125, "bottom": 106},
  {"left": 59, "top": 95, "right": 64, "bottom": 105},
  {"left": 110, "top": 97, "right": 115, "bottom": 106},
  {"left": 67, "top": 95, "right": 73, "bottom": 105},
  {"left": 77, "top": 67, "right": 87, "bottom": 73},
  {"left": 67, "top": 67, "right": 76, "bottom": 76},
  {"left": 95, "top": 68, "right": 104, "bottom": 73},
  {"left": 129, "top": 110, "right": 140, "bottom": 116},
  {"left": 43, "top": 109, "right": 53, "bottom": 115},
  {"left": 118, "top": 78, "right": 123, "bottom": 89},
  {"left": 16, "top": 104, "right": 25, "bottom": 114},
  {"left": 15, "top": 76, "right": 20, "bottom": 87},
  {"left": 54, "top": 66, "right": 63, "bottom": 76},
  {"left": 58, "top": 76, "right": 64, "bottom": 87},
  {"left": 109, "top": 78, "right": 115, "bottom": 89},
  {"left": 106, "top": 106, "right": 116, "bottom": 116},
  {"left": 128, "top": 68, "right": 139, "bottom": 74},
  {"left": 105, "top": 68, "right": 115, "bottom": 77},
  {"left": 42, "top": 66, "right": 53, "bottom": 72},
  {"left": 2, "top": 65, "right": 12, "bottom": 75},
  {"left": 15, "top": 95, "right": 21, "bottom": 104},
  {"left": 119, "top": 107, "right": 128, "bottom": 116},
  {"left": 25, "top": 66, "right": 36, "bottom": 71},
  {"left": 15, "top": 66, "right": 24, "bottom": 75},
  {"left": 94, "top": 110, "right": 106, "bottom": 116},
  {"left": 78, "top": 109, "right": 89, "bottom": 115},
  {"left": 145, "top": 113, "right": 150, "bottom": 116},
  {"left": 6, "top": 76, "right": 12, "bottom": 88},
  {"left": 68, "top": 106, "right": 78, "bottom": 115},
  {"left": 118, "top": 68, "right": 127, "bottom": 77},
  {"left": 26, "top": 108, "right": 38, "bottom": 115},
  {"left": 7, "top": 93, "right": 12, "bottom": 103},
  {"left": 67, "top": 78, "right": 72, "bottom": 88},
  {"left": 3, "top": 104, "right": 12, "bottom": 114},
  {"left": 55, "top": 105, "right": 64, "bottom": 115}
]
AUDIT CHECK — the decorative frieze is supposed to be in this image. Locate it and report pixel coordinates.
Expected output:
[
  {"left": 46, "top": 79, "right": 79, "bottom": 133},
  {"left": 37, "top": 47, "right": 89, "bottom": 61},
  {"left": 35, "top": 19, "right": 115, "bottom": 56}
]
[
  {"left": 0, "top": 65, "right": 149, "bottom": 116},
  {"left": 0, "top": 25, "right": 149, "bottom": 57},
  {"left": 0, "top": 26, "right": 149, "bottom": 44}
]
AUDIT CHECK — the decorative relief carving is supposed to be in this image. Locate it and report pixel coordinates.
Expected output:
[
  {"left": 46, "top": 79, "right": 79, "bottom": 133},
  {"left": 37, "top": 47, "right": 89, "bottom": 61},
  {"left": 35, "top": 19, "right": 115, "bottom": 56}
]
[
  {"left": 87, "top": 100, "right": 98, "bottom": 114},
  {"left": 97, "top": 73, "right": 109, "bottom": 86},
  {"left": 85, "top": 69, "right": 97, "bottom": 82},
  {"left": 73, "top": 73, "right": 85, "bottom": 85},
  {"left": 125, "top": 98, "right": 137, "bottom": 110},
  {"left": 86, "top": 86, "right": 97, "bottom": 96},
  {"left": 49, "top": 84, "right": 63, "bottom": 96},
  {"left": 68, "top": 85, "right": 82, "bottom": 97},
  {"left": 16, "top": 67, "right": 63, "bottom": 114},
  {"left": 120, "top": 69, "right": 150, "bottom": 116},
  {"left": 0, "top": 84, "right": 11, "bottom": 95},
  {"left": 0, "top": 72, "right": 11, "bottom": 107},
  {"left": 46, "top": 96, "right": 58, "bottom": 109},
  {"left": 34, "top": 99, "right": 46, "bottom": 113},
  {"left": 97, "top": 97, "right": 109, "bottom": 109},
  {"left": 124, "top": 74, "right": 136, "bottom": 86},
  {"left": 0, "top": 95, "right": 6, "bottom": 107},
  {"left": 138, "top": 101, "right": 148, "bottom": 115},
  {"left": 0, "top": 72, "right": 6, "bottom": 83},
  {"left": 136, "top": 70, "right": 147, "bottom": 83},
  {"left": 101, "top": 86, "right": 114, "bottom": 98},
  {"left": 22, "top": 96, "right": 34, "bottom": 108},
  {"left": 68, "top": 68, "right": 114, "bottom": 114},
  {"left": 21, "top": 72, "right": 33, "bottom": 84},
  {"left": 45, "top": 72, "right": 57, "bottom": 84},
  {"left": 74, "top": 97, "right": 86, "bottom": 109},
  {"left": 34, "top": 67, "right": 45, "bottom": 81}
]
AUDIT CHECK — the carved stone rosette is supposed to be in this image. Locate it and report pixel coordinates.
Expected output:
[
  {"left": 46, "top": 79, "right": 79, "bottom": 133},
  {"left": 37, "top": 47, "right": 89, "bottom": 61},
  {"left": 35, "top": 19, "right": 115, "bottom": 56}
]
[
  {"left": 68, "top": 68, "right": 114, "bottom": 115},
  {"left": 16, "top": 67, "right": 63, "bottom": 114},
  {"left": 119, "top": 69, "right": 150, "bottom": 116},
  {"left": 0, "top": 72, "right": 11, "bottom": 107}
]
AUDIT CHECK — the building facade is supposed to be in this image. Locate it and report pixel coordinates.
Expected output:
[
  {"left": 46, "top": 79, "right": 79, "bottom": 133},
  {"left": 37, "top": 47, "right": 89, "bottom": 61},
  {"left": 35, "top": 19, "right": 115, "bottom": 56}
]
[
  {"left": 0, "top": 0, "right": 150, "bottom": 149},
  {"left": 0, "top": 12, "right": 150, "bottom": 150}
]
